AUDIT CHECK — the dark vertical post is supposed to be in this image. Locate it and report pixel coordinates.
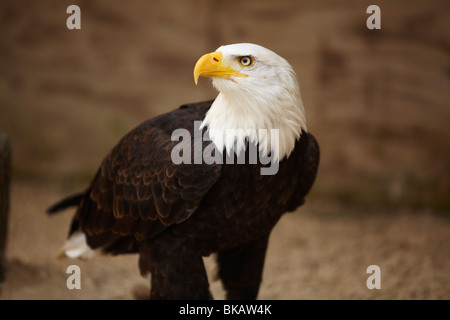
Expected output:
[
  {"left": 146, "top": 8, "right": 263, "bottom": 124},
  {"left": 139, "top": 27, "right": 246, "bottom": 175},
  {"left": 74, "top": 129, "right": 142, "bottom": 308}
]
[{"left": 0, "top": 134, "right": 11, "bottom": 293}]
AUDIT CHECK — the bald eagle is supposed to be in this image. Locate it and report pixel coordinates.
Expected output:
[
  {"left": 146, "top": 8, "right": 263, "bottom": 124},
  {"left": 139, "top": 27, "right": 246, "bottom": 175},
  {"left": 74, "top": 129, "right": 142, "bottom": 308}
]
[{"left": 47, "top": 43, "right": 320, "bottom": 300}]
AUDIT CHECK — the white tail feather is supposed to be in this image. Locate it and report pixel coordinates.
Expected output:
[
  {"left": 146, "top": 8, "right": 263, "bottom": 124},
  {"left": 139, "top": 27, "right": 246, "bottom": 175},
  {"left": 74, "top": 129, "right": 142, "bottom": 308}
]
[{"left": 58, "top": 231, "right": 97, "bottom": 260}]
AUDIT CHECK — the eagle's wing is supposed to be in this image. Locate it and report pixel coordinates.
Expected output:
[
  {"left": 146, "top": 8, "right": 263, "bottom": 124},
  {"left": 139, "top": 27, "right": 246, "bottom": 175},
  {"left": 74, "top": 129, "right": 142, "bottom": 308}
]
[
  {"left": 72, "top": 102, "right": 221, "bottom": 249},
  {"left": 285, "top": 131, "right": 320, "bottom": 212}
]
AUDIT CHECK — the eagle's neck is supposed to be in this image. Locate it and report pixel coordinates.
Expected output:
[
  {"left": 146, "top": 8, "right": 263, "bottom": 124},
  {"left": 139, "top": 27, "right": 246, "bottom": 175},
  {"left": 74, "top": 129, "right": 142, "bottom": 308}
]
[{"left": 201, "top": 89, "right": 307, "bottom": 162}]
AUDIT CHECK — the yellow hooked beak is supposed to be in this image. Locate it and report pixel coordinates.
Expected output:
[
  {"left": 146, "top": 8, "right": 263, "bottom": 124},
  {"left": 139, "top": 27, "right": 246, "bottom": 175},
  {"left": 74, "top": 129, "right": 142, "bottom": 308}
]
[{"left": 193, "top": 51, "right": 248, "bottom": 85}]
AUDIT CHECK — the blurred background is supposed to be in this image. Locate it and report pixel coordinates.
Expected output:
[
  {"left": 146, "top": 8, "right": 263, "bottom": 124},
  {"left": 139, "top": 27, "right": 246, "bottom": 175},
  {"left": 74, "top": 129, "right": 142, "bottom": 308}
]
[{"left": 0, "top": 0, "right": 449, "bottom": 299}]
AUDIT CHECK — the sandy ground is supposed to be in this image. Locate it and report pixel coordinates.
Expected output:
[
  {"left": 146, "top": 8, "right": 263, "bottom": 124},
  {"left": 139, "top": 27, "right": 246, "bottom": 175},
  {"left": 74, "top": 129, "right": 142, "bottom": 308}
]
[{"left": 1, "top": 181, "right": 449, "bottom": 300}]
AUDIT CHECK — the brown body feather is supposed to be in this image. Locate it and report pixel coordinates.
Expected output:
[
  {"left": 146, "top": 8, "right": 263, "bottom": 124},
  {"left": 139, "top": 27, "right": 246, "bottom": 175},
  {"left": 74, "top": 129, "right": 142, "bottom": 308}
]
[{"left": 48, "top": 99, "right": 319, "bottom": 299}]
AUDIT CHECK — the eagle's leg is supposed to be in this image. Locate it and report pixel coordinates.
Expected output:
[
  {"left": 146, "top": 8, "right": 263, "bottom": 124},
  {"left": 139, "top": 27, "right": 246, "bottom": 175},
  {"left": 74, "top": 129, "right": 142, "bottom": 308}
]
[
  {"left": 139, "top": 238, "right": 212, "bottom": 300},
  {"left": 217, "top": 235, "right": 270, "bottom": 300}
]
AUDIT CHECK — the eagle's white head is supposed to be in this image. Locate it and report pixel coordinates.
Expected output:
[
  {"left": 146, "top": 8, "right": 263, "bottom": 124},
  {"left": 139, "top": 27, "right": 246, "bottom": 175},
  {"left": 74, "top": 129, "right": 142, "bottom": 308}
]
[{"left": 194, "top": 43, "right": 307, "bottom": 162}]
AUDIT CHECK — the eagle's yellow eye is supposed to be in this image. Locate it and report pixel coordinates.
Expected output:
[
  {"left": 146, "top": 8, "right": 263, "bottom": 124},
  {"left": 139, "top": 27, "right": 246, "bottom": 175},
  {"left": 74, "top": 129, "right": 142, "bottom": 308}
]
[{"left": 239, "top": 56, "right": 253, "bottom": 67}]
